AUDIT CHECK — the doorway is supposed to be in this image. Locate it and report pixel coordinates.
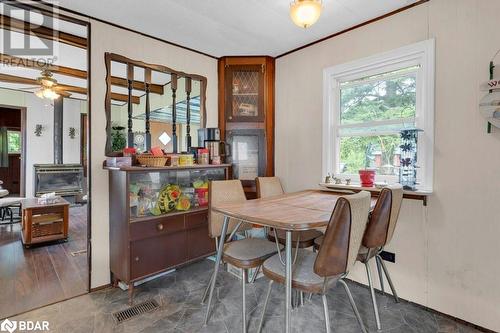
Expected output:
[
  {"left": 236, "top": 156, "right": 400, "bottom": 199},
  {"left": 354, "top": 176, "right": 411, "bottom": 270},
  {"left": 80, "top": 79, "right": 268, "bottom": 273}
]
[{"left": 0, "top": 106, "right": 26, "bottom": 197}]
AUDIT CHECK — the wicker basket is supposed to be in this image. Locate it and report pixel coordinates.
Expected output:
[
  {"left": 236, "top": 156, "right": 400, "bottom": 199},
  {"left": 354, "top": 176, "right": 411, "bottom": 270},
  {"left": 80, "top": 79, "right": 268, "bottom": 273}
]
[{"left": 136, "top": 154, "right": 168, "bottom": 167}]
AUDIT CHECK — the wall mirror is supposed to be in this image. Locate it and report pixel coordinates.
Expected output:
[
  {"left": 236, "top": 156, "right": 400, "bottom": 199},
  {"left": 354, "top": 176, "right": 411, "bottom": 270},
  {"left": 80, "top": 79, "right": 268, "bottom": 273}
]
[{"left": 105, "top": 53, "right": 207, "bottom": 156}]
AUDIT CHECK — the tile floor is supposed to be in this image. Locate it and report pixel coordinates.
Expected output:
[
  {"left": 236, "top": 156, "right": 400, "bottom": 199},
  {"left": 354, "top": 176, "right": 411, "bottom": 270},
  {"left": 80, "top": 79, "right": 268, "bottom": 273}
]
[{"left": 11, "top": 259, "right": 482, "bottom": 333}]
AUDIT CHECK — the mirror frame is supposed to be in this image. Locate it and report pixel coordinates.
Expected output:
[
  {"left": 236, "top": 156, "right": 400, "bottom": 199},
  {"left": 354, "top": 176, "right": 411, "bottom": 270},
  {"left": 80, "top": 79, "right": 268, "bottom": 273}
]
[{"left": 104, "top": 52, "right": 208, "bottom": 156}]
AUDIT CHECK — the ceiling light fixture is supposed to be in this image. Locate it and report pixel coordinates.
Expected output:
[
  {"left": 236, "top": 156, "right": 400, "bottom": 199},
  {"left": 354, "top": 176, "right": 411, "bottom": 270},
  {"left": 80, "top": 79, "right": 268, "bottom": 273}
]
[
  {"left": 290, "top": 0, "right": 322, "bottom": 28},
  {"left": 35, "top": 70, "right": 60, "bottom": 100}
]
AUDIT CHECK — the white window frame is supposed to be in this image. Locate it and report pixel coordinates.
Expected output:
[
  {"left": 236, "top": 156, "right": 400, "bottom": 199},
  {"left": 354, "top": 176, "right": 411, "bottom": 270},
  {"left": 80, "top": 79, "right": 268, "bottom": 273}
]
[{"left": 322, "top": 39, "right": 435, "bottom": 192}]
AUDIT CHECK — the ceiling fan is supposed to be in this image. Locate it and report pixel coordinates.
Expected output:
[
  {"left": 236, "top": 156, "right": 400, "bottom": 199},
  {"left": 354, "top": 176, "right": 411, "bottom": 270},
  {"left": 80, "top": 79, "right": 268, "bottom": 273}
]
[{"left": 19, "top": 69, "right": 71, "bottom": 99}]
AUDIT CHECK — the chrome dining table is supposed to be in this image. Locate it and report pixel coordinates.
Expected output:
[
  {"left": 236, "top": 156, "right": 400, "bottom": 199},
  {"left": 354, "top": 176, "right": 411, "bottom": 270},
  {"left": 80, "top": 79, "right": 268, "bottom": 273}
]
[{"left": 204, "top": 189, "right": 376, "bottom": 333}]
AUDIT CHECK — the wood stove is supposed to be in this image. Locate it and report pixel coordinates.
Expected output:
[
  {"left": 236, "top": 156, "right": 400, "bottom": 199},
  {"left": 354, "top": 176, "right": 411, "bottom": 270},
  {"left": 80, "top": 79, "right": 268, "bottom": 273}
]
[{"left": 34, "top": 164, "right": 84, "bottom": 197}]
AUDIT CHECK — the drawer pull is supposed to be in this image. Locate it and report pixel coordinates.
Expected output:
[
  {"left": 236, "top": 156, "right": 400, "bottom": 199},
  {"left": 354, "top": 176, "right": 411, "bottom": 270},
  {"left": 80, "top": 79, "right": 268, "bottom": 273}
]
[
  {"left": 156, "top": 223, "right": 164, "bottom": 231},
  {"left": 135, "top": 256, "right": 140, "bottom": 262}
]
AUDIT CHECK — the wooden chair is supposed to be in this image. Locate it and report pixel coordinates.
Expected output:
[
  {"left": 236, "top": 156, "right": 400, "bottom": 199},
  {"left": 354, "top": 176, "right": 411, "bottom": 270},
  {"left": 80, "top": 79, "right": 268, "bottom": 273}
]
[
  {"left": 257, "top": 191, "right": 372, "bottom": 333},
  {"left": 202, "top": 179, "right": 282, "bottom": 333},
  {"left": 256, "top": 177, "right": 323, "bottom": 249},
  {"left": 314, "top": 184, "right": 404, "bottom": 330}
]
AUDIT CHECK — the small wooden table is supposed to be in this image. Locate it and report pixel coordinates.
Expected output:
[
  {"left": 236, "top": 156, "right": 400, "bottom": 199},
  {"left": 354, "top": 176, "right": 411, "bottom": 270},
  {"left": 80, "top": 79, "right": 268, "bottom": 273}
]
[
  {"left": 205, "top": 190, "right": 376, "bottom": 333},
  {"left": 21, "top": 198, "right": 70, "bottom": 247}
]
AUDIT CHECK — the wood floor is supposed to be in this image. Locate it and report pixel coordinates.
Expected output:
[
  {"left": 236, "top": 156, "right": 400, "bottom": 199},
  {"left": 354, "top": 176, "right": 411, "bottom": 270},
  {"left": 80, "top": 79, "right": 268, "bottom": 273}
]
[{"left": 0, "top": 205, "right": 88, "bottom": 319}]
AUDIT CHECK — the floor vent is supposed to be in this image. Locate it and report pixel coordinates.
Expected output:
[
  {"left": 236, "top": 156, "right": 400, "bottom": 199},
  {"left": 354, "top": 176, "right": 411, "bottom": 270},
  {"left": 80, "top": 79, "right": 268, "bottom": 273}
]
[{"left": 112, "top": 299, "right": 159, "bottom": 324}]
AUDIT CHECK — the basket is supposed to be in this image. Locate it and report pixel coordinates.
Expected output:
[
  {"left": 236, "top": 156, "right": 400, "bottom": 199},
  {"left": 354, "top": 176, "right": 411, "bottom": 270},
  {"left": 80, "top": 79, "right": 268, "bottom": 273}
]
[{"left": 136, "top": 154, "right": 168, "bottom": 167}]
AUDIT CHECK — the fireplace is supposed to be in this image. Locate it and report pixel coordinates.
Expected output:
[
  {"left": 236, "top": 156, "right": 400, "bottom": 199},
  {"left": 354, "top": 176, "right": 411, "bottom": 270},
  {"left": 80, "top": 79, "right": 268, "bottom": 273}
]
[{"left": 34, "top": 164, "right": 84, "bottom": 197}]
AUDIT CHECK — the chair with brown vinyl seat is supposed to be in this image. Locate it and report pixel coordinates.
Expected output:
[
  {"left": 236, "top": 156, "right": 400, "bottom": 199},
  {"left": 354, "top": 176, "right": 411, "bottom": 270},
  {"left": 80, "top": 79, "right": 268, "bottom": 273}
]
[
  {"left": 202, "top": 179, "right": 282, "bottom": 333},
  {"left": 313, "top": 184, "right": 403, "bottom": 330},
  {"left": 257, "top": 191, "right": 372, "bottom": 333},
  {"left": 256, "top": 177, "right": 323, "bottom": 249}
]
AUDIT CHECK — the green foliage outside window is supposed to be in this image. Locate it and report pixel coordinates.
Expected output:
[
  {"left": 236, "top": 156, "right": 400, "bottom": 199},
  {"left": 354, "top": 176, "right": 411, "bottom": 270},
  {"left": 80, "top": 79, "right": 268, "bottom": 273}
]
[
  {"left": 7, "top": 131, "right": 21, "bottom": 154},
  {"left": 339, "top": 73, "right": 416, "bottom": 174}
]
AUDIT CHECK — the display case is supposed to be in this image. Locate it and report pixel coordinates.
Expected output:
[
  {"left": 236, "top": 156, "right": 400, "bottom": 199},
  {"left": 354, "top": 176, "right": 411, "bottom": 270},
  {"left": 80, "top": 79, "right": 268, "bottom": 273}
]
[
  {"left": 105, "top": 164, "right": 230, "bottom": 303},
  {"left": 219, "top": 56, "right": 275, "bottom": 198},
  {"left": 128, "top": 167, "right": 226, "bottom": 219}
]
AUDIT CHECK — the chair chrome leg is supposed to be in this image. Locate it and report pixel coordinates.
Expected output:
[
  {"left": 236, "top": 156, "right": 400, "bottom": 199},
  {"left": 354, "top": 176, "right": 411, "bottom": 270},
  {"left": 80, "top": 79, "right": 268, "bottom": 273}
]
[
  {"left": 375, "top": 256, "right": 385, "bottom": 295},
  {"left": 365, "top": 262, "right": 381, "bottom": 330},
  {"left": 242, "top": 268, "right": 247, "bottom": 333},
  {"left": 201, "top": 271, "right": 214, "bottom": 304},
  {"left": 204, "top": 216, "right": 230, "bottom": 326},
  {"left": 257, "top": 280, "right": 273, "bottom": 333},
  {"left": 300, "top": 291, "right": 304, "bottom": 307},
  {"left": 321, "top": 294, "right": 331, "bottom": 333},
  {"left": 377, "top": 254, "right": 399, "bottom": 303},
  {"left": 308, "top": 293, "right": 313, "bottom": 302},
  {"left": 285, "top": 231, "right": 292, "bottom": 333},
  {"left": 339, "top": 279, "right": 368, "bottom": 333},
  {"left": 250, "top": 265, "right": 260, "bottom": 284}
]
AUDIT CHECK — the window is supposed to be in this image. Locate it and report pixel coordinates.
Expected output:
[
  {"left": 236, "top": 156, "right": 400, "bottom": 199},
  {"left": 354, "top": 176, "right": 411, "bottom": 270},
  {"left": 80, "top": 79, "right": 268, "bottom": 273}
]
[
  {"left": 7, "top": 130, "right": 21, "bottom": 154},
  {"left": 323, "top": 40, "right": 435, "bottom": 191}
]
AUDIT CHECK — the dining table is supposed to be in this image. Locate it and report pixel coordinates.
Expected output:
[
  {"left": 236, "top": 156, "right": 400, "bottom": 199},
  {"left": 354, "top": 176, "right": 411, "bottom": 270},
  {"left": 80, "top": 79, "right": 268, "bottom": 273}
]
[{"left": 204, "top": 189, "right": 376, "bottom": 333}]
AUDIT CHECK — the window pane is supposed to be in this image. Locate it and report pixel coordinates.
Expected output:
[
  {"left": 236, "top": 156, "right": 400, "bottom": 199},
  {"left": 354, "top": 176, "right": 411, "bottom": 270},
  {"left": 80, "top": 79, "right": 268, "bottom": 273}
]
[
  {"left": 7, "top": 131, "right": 21, "bottom": 154},
  {"left": 339, "top": 134, "right": 401, "bottom": 176},
  {"left": 340, "top": 72, "right": 416, "bottom": 125}
]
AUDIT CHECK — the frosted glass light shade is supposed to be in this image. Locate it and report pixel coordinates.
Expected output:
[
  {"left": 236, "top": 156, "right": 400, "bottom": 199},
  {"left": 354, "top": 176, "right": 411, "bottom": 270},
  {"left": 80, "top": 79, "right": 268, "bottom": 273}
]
[{"left": 290, "top": 0, "right": 322, "bottom": 28}]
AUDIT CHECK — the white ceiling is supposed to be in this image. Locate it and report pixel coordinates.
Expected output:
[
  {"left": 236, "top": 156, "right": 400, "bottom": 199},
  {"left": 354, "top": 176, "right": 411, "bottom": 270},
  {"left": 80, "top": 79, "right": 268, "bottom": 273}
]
[{"left": 55, "top": 0, "right": 419, "bottom": 57}]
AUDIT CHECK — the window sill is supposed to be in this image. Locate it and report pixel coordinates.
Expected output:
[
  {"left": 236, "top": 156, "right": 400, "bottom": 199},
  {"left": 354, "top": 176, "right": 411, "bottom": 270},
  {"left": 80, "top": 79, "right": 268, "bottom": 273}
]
[{"left": 319, "top": 182, "right": 431, "bottom": 206}]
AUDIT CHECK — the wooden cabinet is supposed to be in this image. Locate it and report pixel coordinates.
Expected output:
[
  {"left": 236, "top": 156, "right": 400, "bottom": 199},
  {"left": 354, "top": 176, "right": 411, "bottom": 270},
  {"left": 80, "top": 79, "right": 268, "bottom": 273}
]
[
  {"left": 106, "top": 164, "right": 230, "bottom": 303},
  {"left": 21, "top": 198, "right": 69, "bottom": 247},
  {"left": 219, "top": 57, "right": 275, "bottom": 198}
]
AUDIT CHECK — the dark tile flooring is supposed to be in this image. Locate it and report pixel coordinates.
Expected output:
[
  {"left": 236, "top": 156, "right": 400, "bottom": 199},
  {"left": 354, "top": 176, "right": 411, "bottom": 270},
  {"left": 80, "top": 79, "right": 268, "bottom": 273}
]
[{"left": 11, "top": 259, "right": 481, "bottom": 333}]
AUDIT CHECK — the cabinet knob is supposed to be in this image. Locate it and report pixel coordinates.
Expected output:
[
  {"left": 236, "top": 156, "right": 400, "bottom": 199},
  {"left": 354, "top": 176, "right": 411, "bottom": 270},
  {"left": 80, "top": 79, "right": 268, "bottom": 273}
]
[
  {"left": 135, "top": 256, "right": 139, "bottom": 262},
  {"left": 156, "top": 223, "right": 164, "bottom": 231}
]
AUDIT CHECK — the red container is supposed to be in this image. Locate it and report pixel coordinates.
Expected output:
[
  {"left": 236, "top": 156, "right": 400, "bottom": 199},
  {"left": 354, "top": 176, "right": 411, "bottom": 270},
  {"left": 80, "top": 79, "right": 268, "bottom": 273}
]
[
  {"left": 195, "top": 188, "right": 209, "bottom": 206},
  {"left": 359, "top": 170, "right": 376, "bottom": 187}
]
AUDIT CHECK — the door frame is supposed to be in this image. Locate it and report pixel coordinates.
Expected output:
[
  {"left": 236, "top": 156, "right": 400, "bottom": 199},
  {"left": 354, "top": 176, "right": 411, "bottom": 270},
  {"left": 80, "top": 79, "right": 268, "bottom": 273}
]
[{"left": 0, "top": 104, "right": 27, "bottom": 197}]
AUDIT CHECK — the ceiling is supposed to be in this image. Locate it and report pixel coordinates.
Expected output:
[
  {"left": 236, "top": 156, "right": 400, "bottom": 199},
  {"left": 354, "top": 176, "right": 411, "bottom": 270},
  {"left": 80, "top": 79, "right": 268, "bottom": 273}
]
[
  {"left": 0, "top": 3, "right": 88, "bottom": 100},
  {"left": 54, "top": 0, "right": 420, "bottom": 57}
]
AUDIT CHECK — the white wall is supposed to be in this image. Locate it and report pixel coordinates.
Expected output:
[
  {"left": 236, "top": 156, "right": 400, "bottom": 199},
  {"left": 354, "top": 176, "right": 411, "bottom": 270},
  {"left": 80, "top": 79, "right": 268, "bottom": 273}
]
[
  {"left": 0, "top": 89, "right": 85, "bottom": 196},
  {"left": 275, "top": 0, "right": 500, "bottom": 331},
  {"left": 88, "top": 20, "right": 218, "bottom": 289},
  {"left": 63, "top": 98, "right": 86, "bottom": 164}
]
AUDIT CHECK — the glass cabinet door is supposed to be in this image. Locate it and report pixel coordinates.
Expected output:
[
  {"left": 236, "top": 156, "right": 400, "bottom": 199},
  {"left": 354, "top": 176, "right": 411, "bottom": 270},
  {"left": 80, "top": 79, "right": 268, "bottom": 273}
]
[
  {"left": 128, "top": 167, "right": 227, "bottom": 220},
  {"left": 225, "top": 65, "right": 264, "bottom": 122},
  {"left": 226, "top": 129, "right": 266, "bottom": 185}
]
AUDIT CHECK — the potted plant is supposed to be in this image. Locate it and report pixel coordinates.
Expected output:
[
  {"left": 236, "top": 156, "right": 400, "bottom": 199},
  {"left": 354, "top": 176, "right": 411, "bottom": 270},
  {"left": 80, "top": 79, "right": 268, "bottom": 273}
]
[
  {"left": 359, "top": 144, "right": 376, "bottom": 186},
  {"left": 111, "top": 124, "right": 126, "bottom": 152}
]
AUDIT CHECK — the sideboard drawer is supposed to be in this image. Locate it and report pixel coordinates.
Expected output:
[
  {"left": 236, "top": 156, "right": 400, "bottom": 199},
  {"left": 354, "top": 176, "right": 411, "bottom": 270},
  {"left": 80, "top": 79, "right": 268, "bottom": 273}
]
[
  {"left": 130, "top": 215, "right": 185, "bottom": 241},
  {"left": 130, "top": 232, "right": 187, "bottom": 279}
]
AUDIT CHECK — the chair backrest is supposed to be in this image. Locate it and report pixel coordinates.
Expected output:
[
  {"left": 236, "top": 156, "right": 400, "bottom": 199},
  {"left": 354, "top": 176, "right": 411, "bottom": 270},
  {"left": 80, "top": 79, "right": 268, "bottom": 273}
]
[
  {"left": 208, "top": 179, "right": 250, "bottom": 238},
  {"left": 362, "top": 184, "right": 403, "bottom": 248},
  {"left": 256, "top": 177, "right": 284, "bottom": 198},
  {"left": 314, "top": 191, "right": 371, "bottom": 277}
]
